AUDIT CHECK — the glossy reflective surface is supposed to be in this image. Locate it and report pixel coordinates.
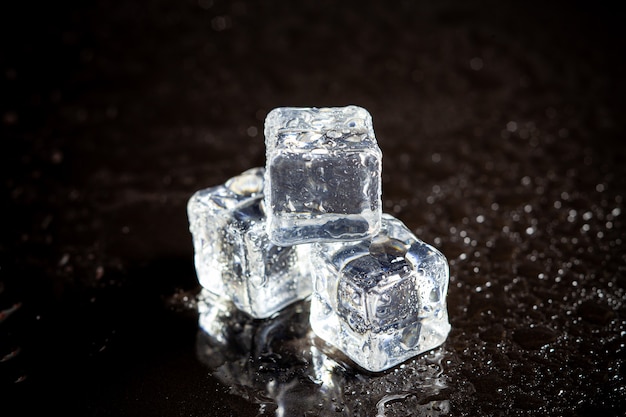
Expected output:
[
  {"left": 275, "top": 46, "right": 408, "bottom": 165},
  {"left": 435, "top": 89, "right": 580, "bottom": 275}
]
[{"left": 1, "top": 1, "right": 625, "bottom": 416}]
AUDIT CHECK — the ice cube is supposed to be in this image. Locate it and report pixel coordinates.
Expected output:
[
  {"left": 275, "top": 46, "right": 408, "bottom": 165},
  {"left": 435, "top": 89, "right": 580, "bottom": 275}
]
[
  {"left": 187, "top": 167, "right": 312, "bottom": 318},
  {"left": 264, "top": 105, "right": 382, "bottom": 246},
  {"left": 309, "top": 214, "right": 450, "bottom": 372}
]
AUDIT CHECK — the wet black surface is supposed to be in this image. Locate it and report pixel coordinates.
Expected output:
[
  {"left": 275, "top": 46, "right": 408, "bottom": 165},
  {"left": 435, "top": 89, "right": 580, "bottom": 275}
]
[{"left": 1, "top": 1, "right": 625, "bottom": 416}]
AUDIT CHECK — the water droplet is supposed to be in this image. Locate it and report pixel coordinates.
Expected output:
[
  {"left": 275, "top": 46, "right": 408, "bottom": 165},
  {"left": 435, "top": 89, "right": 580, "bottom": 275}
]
[
  {"left": 506, "top": 121, "right": 518, "bottom": 132},
  {"left": 470, "top": 57, "right": 484, "bottom": 71}
]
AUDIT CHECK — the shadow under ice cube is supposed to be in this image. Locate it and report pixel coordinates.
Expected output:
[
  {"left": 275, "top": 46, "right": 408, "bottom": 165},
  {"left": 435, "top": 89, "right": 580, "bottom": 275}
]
[
  {"left": 264, "top": 105, "right": 382, "bottom": 245},
  {"left": 187, "top": 167, "right": 311, "bottom": 318},
  {"left": 310, "top": 214, "right": 450, "bottom": 372}
]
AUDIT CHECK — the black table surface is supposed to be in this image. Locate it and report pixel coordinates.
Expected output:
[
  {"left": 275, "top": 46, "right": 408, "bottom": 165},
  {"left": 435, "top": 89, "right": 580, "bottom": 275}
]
[{"left": 1, "top": 1, "right": 625, "bottom": 416}]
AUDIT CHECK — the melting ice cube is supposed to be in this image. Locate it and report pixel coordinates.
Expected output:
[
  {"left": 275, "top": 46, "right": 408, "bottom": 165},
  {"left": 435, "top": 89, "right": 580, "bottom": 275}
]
[
  {"left": 187, "top": 167, "right": 311, "bottom": 318},
  {"left": 309, "top": 214, "right": 450, "bottom": 372},
  {"left": 264, "top": 106, "right": 382, "bottom": 246}
]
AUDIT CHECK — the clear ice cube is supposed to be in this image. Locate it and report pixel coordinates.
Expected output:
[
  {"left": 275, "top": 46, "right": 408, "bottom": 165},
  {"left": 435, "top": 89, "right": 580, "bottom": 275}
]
[
  {"left": 187, "top": 167, "right": 312, "bottom": 318},
  {"left": 264, "top": 105, "right": 382, "bottom": 246},
  {"left": 309, "top": 214, "right": 450, "bottom": 372}
]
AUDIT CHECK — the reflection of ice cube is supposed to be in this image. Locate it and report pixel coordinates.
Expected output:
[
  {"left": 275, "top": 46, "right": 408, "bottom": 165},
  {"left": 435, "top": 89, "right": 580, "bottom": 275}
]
[
  {"left": 196, "top": 290, "right": 255, "bottom": 368},
  {"left": 195, "top": 293, "right": 349, "bottom": 416},
  {"left": 264, "top": 106, "right": 382, "bottom": 245},
  {"left": 310, "top": 214, "right": 451, "bottom": 372},
  {"left": 187, "top": 167, "right": 311, "bottom": 318}
]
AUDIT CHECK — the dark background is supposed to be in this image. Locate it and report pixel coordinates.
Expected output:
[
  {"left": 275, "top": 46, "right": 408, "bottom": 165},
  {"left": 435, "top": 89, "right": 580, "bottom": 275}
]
[{"left": 1, "top": 1, "right": 625, "bottom": 416}]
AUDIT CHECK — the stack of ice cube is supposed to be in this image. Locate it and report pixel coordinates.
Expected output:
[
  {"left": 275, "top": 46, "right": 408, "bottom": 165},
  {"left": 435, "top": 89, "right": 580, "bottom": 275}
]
[{"left": 188, "top": 105, "right": 450, "bottom": 372}]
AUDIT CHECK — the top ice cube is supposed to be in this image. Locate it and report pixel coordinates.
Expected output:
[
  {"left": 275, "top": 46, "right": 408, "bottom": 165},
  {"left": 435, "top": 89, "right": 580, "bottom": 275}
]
[{"left": 264, "top": 105, "right": 382, "bottom": 246}]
